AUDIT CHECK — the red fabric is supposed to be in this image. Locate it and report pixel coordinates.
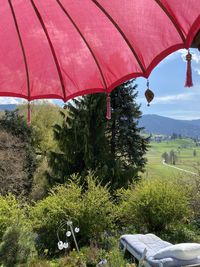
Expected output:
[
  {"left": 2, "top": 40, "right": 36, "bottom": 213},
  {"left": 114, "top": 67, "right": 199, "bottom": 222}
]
[{"left": 0, "top": 0, "right": 200, "bottom": 102}]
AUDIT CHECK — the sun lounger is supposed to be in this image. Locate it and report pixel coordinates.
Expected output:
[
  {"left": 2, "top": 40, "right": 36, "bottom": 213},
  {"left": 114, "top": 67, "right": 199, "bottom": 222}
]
[{"left": 120, "top": 234, "right": 200, "bottom": 267}]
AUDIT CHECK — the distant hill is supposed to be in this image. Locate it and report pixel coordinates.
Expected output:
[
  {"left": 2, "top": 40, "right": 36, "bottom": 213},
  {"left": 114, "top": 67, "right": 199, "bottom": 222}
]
[
  {"left": 139, "top": 114, "right": 200, "bottom": 138},
  {"left": 0, "top": 104, "right": 16, "bottom": 111},
  {"left": 187, "top": 119, "right": 200, "bottom": 127}
]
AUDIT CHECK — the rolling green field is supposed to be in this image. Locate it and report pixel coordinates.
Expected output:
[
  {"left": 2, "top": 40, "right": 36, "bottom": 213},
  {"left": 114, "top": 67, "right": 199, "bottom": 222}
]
[{"left": 143, "top": 138, "right": 200, "bottom": 179}]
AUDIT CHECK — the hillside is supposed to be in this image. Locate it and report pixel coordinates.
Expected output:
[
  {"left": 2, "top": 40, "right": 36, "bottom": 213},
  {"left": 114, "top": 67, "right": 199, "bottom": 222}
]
[
  {"left": 0, "top": 104, "right": 16, "bottom": 111},
  {"left": 139, "top": 114, "right": 200, "bottom": 138}
]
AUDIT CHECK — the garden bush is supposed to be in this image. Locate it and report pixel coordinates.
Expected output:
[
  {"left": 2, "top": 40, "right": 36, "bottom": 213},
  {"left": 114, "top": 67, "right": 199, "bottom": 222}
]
[
  {"left": 160, "top": 224, "right": 199, "bottom": 244},
  {"left": 0, "top": 225, "right": 19, "bottom": 267},
  {"left": 30, "top": 173, "right": 115, "bottom": 255},
  {"left": 0, "top": 194, "right": 22, "bottom": 241},
  {"left": 30, "top": 176, "right": 82, "bottom": 255},
  {"left": 117, "top": 178, "right": 191, "bottom": 233},
  {"left": 80, "top": 174, "right": 115, "bottom": 244},
  {"left": 0, "top": 194, "right": 37, "bottom": 266},
  {"left": 187, "top": 175, "right": 200, "bottom": 225},
  {"left": 0, "top": 222, "right": 37, "bottom": 267}
]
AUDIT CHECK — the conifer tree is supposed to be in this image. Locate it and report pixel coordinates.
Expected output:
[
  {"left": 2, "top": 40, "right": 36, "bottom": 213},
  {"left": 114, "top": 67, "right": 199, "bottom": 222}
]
[
  {"left": 48, "top": 80, "right": 148, "bottom": 189},
  {"left": 106, "top": 80, "right": 148, "bottom": 188},
  {"left": 48, "top": 94, "right": 109, "bottom": 185}
]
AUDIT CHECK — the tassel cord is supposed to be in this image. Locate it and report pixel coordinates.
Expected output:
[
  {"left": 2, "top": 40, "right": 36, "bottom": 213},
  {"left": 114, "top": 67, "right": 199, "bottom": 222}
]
[
  {"left": 106, "top": 94, "right": 111, "bottom": 120},
  {"left": 185, "top": 50, "right": 193, "bottom": 87},
  {"left": 28, "top": 101, "right": 31, "bottom": 126}
]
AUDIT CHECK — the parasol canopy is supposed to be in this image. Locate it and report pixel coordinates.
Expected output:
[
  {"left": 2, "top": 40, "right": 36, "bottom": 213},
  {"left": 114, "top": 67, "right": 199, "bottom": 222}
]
[{"left": 1, "top": 0, "right": 200, "bottom": 103}]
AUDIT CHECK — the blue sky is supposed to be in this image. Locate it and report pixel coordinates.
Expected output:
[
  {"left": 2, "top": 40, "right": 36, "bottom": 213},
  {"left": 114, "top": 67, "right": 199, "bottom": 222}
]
[
  {"left": 137, "top": 49, "right": 200, "bottom": 120},
  {"left": 1, "top": 49, "right": 200, "bottom": 120}
]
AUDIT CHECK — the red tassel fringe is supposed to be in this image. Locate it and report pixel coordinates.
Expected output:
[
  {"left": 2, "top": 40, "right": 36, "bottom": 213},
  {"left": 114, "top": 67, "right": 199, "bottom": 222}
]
[
  {"left": 28, "top": 102, "right": 31, "bottom": 126},
  {"left": 185, "top": 51, "right": 193, "bottom": 87},
  {"left": 106, "top": 94, "right": 111, "bottom": 120}
]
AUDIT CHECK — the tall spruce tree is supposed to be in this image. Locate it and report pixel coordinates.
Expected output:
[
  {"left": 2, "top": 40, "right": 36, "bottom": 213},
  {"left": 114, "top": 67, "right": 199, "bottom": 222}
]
[
  {"left": 48, "top": 80, "right": 148, "bottom": 189},
  {"left": 107, "top": 80, "right": 148, "bottom": 188},
  {"left": 48, "top": 95, "right": 109, "bottom": 185}
]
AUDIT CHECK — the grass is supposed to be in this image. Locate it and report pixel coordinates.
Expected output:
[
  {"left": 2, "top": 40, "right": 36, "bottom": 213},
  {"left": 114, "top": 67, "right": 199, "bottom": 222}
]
[{"left": 143, "top": 138, "right": 200, "bottom": 179}]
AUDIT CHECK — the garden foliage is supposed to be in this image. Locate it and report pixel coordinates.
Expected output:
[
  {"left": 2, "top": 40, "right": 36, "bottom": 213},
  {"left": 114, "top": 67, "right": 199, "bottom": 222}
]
[
  {"left": 116, "top": 178, "right": 191, "bottom": 232},
  {"left": 0, "top": 175, "right": 199, "bottom": 266},
  {"left": 0, "top": 195, "right": 36, "bottom": 266},
  {"left": 30, "top": 173, "right": 115, "bottom": 254}
]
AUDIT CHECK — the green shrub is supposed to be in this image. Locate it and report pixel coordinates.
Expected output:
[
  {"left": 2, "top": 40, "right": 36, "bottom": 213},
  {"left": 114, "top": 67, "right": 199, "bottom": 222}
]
[
  {"left": 117, "top": 178, "right": 191, "bottom": 233},
  {"left": 0, "top": 225, "right": 19, "bottom": 267},
  {"left": 160, "top": 224, "right": 198, "bottom": 244},
  {"left": 0, "top": 194, "right": 22, "bottom": 241},
  {"left": 58, "top": 250, "right": 86, "bottom": 267},
  {"left": 27, "top": 258, "right": 52, "bottom": 267},
  {"left": 80, "top": 174, "right": 115, "bottom": 244},
  {"left": 30, "top": 173, "right": 115, "bottom": 255},
  {"left": 30, "top": 176, "right": 82, "bottom": 255},
  {"left": 106, "top": 247, "right": 130, "bottom": 267},
  {"left": 186, "top": 175, "right": 200, "bottom": 225},
  {"left": 18, "top": 224, "right": 37, "bottom": 264},
  {"left": 80, "top": 245, "right": 105, "bottom": 267},
  {"left": 0, "top": 222, "right": 36, "bottom": 267}
]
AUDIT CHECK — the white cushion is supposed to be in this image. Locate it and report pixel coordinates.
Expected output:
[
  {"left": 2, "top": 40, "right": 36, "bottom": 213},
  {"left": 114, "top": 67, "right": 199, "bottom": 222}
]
[{"left": 154, "top": 243, "right": 200, "bottom": 260}]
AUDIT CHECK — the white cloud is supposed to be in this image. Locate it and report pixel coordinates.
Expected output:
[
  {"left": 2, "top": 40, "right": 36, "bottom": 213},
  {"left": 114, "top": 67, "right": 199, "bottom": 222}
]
[
  {"left": 158, "top": 51, "right": 180, "bottom": 66},
  {"left": 172, "top": 115, "right": 200, "bottom": 120},
  {"left": 0, "top": 98, "right": 57, "bottom": 105},
  {"left": 177, "top": 48, "right": 199, "bottom": 61},
  {"left": 194, "top": 68, "right": 200, "bottom": 75},
  {"left": 178, "top": 49, "right": 200, "bottom": 75},
  {"left": 31, "top": 99, "right": 55, "bottom": 105},
  {"left": 178, "top": 49, "right": 187, "bottom": 61},
  {"left": 138, "top": 86, "right": 200, "bottom": 105},
  {"left": 152, "top": 92, "right": 194, "bottom": 104},
  {"left": 138, "top": 93, "right": 191, "bottom": 104},
  {"left": 160, "top": 110, "right": 200, "bottom": 120},
  {"left": 157, "top": 49, "right": 200, "bottom": 74},
  {"left": 0, "top": 97, "right": 24, "bottom": 105},
  {"left": 192, "top": 52, "right": 200, "bottom": 64}
]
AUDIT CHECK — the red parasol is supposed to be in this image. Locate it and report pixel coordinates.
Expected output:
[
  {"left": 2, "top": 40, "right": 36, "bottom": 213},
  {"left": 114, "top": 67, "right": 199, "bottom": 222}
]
[{"left": 1, "top": 1, "right": 200, "bottom": 103}]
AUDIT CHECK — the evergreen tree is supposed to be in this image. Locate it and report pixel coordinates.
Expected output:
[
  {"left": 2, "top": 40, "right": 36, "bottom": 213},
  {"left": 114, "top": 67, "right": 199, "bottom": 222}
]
[
  {"left": 48, "top": 80, "right": 148, "bottom": 189},
  {"left": 48, "top": 95, "right": 109, "bottom": 185},
  {"left": 106, "top": 80, "right": 148, "bottom": 188}
]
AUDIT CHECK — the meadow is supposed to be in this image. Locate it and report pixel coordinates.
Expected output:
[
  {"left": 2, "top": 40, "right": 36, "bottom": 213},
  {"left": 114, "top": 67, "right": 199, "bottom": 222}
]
[{"left": 144, "top": 138, "right": 200, "bottom": 179}]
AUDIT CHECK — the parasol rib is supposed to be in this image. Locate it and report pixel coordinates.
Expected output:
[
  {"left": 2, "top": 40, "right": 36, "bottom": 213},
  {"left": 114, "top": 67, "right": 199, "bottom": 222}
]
[
  {"left": 8, "top": 0, "right": 30, "bottom": 100},
  {"left": 56, "top": 0, "right": 108, "bottom": 91},
  {"left": 91, "top": 0, "right": 146, "bottom": 74},
  {"left": 30, "top": 0, "right": 67, "bottom": 101},
  {"left": 154, "top": 0, "right": 186, "bottom": 43}
]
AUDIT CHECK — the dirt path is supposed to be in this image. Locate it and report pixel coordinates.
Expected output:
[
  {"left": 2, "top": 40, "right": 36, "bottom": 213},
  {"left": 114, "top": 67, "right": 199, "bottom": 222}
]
[{"left": 162, "top": 160, "right": 197, "bottom": 175}]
